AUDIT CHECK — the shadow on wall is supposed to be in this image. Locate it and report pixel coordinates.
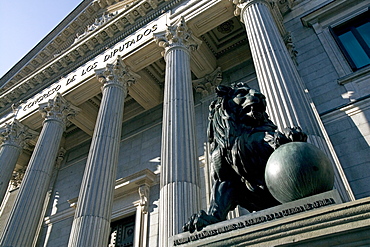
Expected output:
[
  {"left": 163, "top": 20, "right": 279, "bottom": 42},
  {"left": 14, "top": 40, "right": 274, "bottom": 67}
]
[{"left": 321, "top": 99, "right": 370, "bottom": 199}]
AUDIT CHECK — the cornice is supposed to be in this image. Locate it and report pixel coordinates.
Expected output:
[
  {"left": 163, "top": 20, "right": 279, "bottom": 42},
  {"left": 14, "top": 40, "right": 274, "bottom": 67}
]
[
  {"left": 0, "top": 0, "right": 184, "bottom": 115},
  {"left": 301, "top": 0, "right": 368, "bottom": 28},
  {"left": 0, "top": 0, "right": 94, "bottom": 88}
]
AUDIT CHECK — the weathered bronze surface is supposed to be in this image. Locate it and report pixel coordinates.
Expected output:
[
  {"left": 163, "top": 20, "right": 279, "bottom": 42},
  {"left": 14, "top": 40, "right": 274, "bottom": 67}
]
[
  {"left": 183, "top": 82, "right": 315, "bottom": 233},
  {"left": 265, "top": 142, "right": 334, "bottom": 203}
]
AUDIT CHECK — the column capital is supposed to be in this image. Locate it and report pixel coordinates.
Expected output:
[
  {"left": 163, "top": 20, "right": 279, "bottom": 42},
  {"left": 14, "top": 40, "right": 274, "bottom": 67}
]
[
  {"left": 95, "top": 55, "right": 140, "bottom": 98},
  {"left": 230, "top": 0, "right": 273, "bottom": 17},
  {"left": 10, "top": 166, "right": 27, "bottom": 189},
  {"left": 154, "top": 16, "right": 202, "bottom": 56},
  {"left": 193, "top": 67, "right": 222, "bottom": 98},
  {"left": 0, "top": 120, "right": 37, "bottom": 149},
  {"left": 39, "top": 93, "right": 80, "bottom": 127}
]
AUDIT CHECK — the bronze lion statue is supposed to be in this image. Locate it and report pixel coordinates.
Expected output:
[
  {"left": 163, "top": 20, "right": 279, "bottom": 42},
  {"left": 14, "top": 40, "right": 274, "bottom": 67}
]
[{"left": 183, "top": 82, "right": 307, "bottom": 232}]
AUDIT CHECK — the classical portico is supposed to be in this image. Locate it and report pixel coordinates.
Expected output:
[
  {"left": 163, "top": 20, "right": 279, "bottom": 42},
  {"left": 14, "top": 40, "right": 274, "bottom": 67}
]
[
  {"left": 154, "top": 17, "right": 202, "bottom": 247},
  {"left": 0, "top": 94, "right": 79, "bottom": 246},
  {"left": 0, "top": 0, "right": 364, "bottom": 246},
  {"left": 232, "top": 0, "right": 353, "bottom": 201},
  {"left": 0, "top": 120, "right": 35, "bottom": 205},
  {"left": 68, "top": 56, "right": 139, "bottom": 247}
]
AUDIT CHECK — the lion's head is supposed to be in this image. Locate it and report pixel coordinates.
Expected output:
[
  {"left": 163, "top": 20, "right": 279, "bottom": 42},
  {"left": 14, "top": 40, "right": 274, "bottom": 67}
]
[
  {"left": 212, "top": 82, "right": 271, "bottom": 126},
  {"left": 208, "top": 83, "right": 276, "bottom": 151}
]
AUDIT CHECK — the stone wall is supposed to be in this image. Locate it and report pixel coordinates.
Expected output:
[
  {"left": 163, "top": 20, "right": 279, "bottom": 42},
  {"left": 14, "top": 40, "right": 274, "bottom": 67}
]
[{"left": 283, "top": 1, "right": 370, "bottom": 199}]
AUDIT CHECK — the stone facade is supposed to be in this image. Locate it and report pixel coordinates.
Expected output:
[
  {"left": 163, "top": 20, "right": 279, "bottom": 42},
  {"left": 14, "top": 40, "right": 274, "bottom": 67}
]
[{"left": 0, "top": 0, "right": 369, "bottom": 246}]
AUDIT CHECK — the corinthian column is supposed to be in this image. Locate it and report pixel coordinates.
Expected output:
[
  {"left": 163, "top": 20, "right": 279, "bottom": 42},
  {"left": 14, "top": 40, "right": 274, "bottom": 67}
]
[
  {"left": 68, "top": 56, "right": 139, "bottom": 247},
  {"left": 233, "top": 0, "right": 314, "bottom": 131},
  {"left": 154, "top": 17, "right": 201, "bottom": 247},
  {"left": 0, "top": 93, "right": 79, "bottom": 247},
  {"left": 0, "top": 120, "right": 35, "bottom": 205},
  {"left": 232, "top": 0, "right": 354, "bottom": 200}
]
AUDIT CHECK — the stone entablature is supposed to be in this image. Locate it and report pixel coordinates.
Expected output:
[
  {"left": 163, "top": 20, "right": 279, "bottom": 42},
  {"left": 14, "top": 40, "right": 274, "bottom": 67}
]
[
  {"left": 0, "top": 0, "right": 368, "bottom": 246},
  {"left": 0, "top": 0, "right": 177, "bottom": 111},
  {"left": 0, "top": 0, "right": 299, "bottom": 113}
]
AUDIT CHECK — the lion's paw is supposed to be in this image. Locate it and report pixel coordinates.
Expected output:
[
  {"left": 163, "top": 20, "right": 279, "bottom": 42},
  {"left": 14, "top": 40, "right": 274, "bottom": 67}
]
[
  {"left": 182, "top": 210, "right": 220, "bottom": 233},
  {"left": 283, "top": 126, "right": 307, "bottom": 142}
]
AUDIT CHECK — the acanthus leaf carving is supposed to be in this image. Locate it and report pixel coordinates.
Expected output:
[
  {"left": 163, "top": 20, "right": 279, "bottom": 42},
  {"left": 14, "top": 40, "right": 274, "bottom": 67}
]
[
  {"left": 95, "top": 55, "right": 140, "bottom": 98},
  {"left": 11, "top": 166, "right": 27, "bottom": 189},
  {"left": 0, "top": 120, "right": 37, "bottom": 149},
  {"left": 39, "top": 93, "right": 80, "bottom": 127},
  {"left": 193, "top": 67, "right": 223, "bottom": 98},
  {"left": 75, "top": 11, "right": 118, "bottom": 43},
  {"left": 154, "top": 16, "right": 202, "bottom": 56}
]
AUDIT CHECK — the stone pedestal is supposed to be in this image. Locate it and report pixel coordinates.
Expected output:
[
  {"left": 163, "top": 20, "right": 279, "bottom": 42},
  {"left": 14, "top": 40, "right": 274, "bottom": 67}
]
[
  {"left": 171, "top": 190, "right": 370, "bottom": 247},
  {"left": 68, "top": 57, "right": 138, "bottom": 247},
  {"left": 154, "top": 17, "right": 202, "bottom": 247},
  {"left": 0, "top": 94, "right": 78, "bottom": 247}
]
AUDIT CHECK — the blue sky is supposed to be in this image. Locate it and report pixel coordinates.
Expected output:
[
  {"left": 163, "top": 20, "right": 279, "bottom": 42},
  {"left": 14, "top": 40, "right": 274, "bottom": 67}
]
[{"left": 0, "top": 0, "right": 83, "bottom": 78}]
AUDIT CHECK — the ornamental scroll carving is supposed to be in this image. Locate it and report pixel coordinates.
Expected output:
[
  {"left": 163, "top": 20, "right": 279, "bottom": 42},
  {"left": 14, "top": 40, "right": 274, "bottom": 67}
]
[
  {"left": 75, "top": 11, "right": 118, "bottom": 42},
  {"left": 11, "top": 167, "right": 27, "bottom": 189},
  {"left": 0, "top": 120, "right": 37, "bottom": 149},
  {"left": 95, "top": 55, "right": 140, "bottom": 98},
  {"left": 39, "top": 93, "right": 80, "bottom": 127},
  {"left": 193, "top": 68, "right": 223, "bottom": 97},
  {"left": 154, "top": 16, "right": 202, "bottom": 56}
]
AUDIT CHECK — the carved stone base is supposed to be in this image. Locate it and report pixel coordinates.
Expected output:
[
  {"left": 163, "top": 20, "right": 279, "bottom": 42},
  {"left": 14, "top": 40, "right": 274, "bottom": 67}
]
[{"left": 170, "top": 190, "right": 370, "bottom": 247}]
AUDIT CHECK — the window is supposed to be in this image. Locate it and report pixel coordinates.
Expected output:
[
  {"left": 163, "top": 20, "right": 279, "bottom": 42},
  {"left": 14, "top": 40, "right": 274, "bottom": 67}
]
[
  {"left": 331, "top": 10, "right": 370, "bottom": 71},
  {"left": 108, "top": 215, "right": 135, "bottom": 247}
]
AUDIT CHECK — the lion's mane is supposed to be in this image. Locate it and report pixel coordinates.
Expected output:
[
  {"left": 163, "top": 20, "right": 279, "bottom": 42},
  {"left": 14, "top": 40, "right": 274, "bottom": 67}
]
[
  {"left": 207, "top": 83, "right": 279, "bottom": 191},
  {"left": 183, "top": 83, "right": 307, "bottom": 232}
]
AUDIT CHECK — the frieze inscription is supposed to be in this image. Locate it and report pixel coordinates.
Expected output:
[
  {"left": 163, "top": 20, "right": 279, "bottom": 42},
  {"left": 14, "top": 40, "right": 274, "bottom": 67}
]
[
  {"left": 174, "top": 198, "right": 336, "bottom": 246},
  {"left": 17, "top": 16, "right": 166, "bottom": 119},
  {"left": 22, "top": 85, "right": 61, "bottom": 112},
  {"left": 103, "top": 24, "right": 157, "bottom": 62}
]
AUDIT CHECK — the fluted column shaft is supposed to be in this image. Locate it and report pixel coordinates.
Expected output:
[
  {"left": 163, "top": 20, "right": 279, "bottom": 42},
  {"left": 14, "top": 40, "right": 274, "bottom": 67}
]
[
  {"left": 235, "top": 0, "right": 353, "bottom": 200},
  {"left": 239, "top": 0, "right": 316, "bottom": 133},
  {"left": 68, "top": 57, "right": 138, "bottom": 247},
  {"left": 0, "top": 94, "right": 78, "bottom": 247},
  {"left": 0, "top": 144, "right": 20, "bottom": 203},
  {"left": 0, "top": 120, "right": 33, "bottom": 205},
  {"left": 155, "top": 17, "right": 201, "bottom": 247}
]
